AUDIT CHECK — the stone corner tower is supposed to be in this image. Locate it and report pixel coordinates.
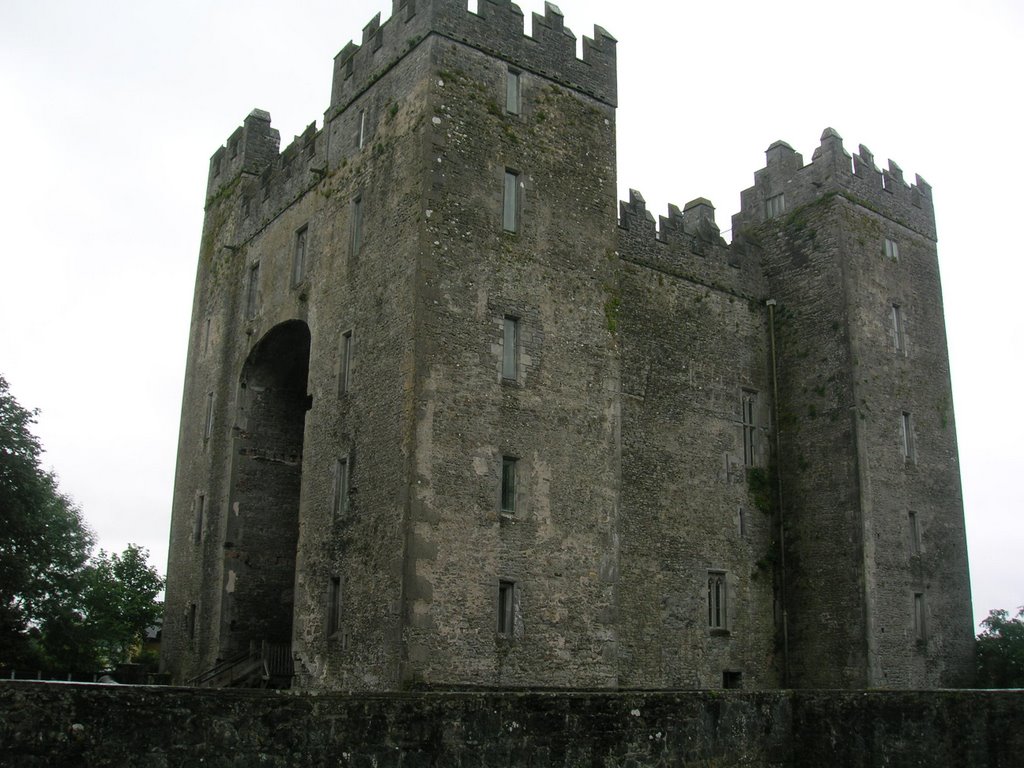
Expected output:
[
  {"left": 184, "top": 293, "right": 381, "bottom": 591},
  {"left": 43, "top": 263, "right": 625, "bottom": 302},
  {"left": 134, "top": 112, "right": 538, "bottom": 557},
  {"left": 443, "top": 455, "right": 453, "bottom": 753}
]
[
  {"left": 162, "top": 0, "right": 621, "bottom": 691},
  {"left": 731, "top": 128, "right": 974, "bottom": 688}
]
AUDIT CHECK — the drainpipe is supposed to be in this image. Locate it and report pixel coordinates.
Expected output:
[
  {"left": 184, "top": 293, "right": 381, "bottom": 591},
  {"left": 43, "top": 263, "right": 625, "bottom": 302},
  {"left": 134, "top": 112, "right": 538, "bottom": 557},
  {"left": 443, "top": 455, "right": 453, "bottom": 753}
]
[{"left": 766, "top": 298, "right": 790, "bottom": 687}]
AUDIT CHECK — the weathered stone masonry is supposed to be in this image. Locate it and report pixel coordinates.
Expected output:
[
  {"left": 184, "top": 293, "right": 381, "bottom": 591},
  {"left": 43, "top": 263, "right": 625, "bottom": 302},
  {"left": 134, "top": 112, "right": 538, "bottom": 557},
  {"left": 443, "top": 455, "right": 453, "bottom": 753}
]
[
  {"left": 162, "top": 0, "right": 973, "bottom": 692},
  {"left": 3, "top": 682, "right": 1023, "bottom": 768}
]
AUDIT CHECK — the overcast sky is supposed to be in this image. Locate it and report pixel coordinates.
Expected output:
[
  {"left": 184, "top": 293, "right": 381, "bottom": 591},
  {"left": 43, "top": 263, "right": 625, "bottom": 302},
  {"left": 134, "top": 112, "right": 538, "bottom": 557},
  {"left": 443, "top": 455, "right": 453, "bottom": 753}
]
[{"left": 1, "top": 0, "right": 1020, "bottom": 631}]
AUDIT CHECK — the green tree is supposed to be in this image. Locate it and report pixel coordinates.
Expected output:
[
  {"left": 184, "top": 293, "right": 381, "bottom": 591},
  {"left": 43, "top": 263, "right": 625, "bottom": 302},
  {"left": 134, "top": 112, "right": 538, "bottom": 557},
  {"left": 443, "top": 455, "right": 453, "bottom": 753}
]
[
  {"left": 1, "top": 375, "right": 165, "bottom": 676},
  {"left": 0, "top": 374, "right": 93, "bottom": 669},
  {"left": 82, "top": 545, "right": 164, "bottom": 667},
  {"left": 976, "top": 606, "right": 1024, "bottom": 688}
]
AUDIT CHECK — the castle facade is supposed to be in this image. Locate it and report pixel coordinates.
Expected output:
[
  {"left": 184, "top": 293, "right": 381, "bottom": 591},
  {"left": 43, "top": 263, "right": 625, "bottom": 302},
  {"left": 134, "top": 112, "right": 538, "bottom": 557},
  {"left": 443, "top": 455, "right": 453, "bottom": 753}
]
[{"left": 162, "top": 0, "right": 974, "bottom": 691}]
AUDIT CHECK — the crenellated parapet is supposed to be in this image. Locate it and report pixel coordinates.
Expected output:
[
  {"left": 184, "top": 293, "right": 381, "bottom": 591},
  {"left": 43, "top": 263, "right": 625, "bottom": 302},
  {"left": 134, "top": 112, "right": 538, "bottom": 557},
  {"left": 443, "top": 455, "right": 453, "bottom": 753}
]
[
  {"left": 206, "top": 111, "right": 328, "bottom": 240},
  {"left": 329, "top": 0, "right": 616, "bottom": 116},
  {"left": 618, "top": 190, "right": 765, "bottom": 298},
  {"left": 205, "top": 1, "right": 615, "bottom": 221},
  {"left": 732, "top": 128, "right": 936, "bottom": 240},
  {"left": 206, "top": 109, "right": 281, "bottom": 203}
]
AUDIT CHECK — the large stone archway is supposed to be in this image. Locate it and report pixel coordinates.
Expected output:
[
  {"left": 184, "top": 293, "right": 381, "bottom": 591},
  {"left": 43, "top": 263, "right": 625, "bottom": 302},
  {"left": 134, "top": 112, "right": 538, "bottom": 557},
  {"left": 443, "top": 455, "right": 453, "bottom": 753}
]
[{"left": 220, "top": 320, "right": 310, "bottom": 657}]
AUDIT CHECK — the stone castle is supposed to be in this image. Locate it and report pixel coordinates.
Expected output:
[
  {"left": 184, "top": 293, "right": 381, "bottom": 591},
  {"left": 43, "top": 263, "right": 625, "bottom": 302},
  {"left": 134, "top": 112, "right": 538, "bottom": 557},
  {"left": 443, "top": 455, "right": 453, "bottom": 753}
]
[{"left": 162, "top": 0, "right": 974, "bottom": 691}]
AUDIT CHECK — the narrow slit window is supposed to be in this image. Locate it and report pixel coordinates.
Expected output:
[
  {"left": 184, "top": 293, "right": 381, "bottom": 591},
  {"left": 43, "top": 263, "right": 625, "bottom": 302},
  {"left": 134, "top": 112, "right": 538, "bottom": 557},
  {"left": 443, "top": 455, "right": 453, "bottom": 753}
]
[
  {"left": 503, "top": 170, "right": 519, "bottom": 233},
  {"left": 245, "top": 262, "right": 260, "bottom": 318},
  {"left": 892, "top": 304, "right": 905, "bottom": 353},
  {"left": 502, "top": 316, "right": 518, "bottom": 381},
  {"left": 351, "top": 196, "right": 363, "bottom": 254},
  {"left": 357, "top": 109, "right": 367, "bottom": 150},
  {"left": 708, "top": 572, "right": 727, "bottom": 630},
  {"left": 913, "top": 593, "right": 926, "bottom": 641},
  {"left": 901, "top": 411, "right": 915, "bottom": 461},
  {"left": 497, "top": 580, "right": 515, "bottom": 636},
  {"left": 327, "top": 576, "right": 342, "bottom": 637},
  {"left": 741, "top": 390, "right": 757, "bottom": 467},
  {"left": 193, "top": 494, "right": 206, "bottom": 544},
  {"left": 339, "top": 330, "right": 353, "bottom": 395},
  {"left": 506, "top": 69, "right": 521, "bottom": 115},
  {"left": 501, "top": 456, "right": 517, "bottom": 514},
  {"left": 908, "top": 511, "right": 921, "bottom": 556},
  {"left": 204, "top": 392, "right": 214, "bottom": 441},
  {"left": 293, "top": 226, "right": 308, "bottom": 286},
  {"left": 333, "top": 458, "right": 349, "bottom": 518},
  {"left": 188, "top": 604, "right": 197, "bottom": 640}
]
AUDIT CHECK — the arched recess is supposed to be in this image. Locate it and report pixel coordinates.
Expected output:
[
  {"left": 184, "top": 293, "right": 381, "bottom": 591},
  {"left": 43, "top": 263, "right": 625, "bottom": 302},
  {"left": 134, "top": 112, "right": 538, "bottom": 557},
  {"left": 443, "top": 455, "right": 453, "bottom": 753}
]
[{"left": 221, "top": 320, "right": 311, "bottom": 656}]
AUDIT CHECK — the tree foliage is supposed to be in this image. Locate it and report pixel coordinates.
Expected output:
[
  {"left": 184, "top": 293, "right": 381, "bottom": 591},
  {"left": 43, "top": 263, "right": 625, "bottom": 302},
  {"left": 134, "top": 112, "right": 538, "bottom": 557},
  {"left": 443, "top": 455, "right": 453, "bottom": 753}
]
[
  {"left": 82, "top": 545, "right": 164, "bottom": 666},
  {"left": 0, "top": 375, "right": 164, "bottom": 674},
  {"left": 0, "top": 374, "right": 93, "bottom": 668},
  {"left": 976, "top": 606, "right": 1024, "bottom": 688}
]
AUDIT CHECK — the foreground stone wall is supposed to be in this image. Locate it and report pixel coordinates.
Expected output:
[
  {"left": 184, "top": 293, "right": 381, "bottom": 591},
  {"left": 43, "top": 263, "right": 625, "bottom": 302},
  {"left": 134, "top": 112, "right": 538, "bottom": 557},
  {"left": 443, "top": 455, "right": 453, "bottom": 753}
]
[{"left": 1, "top": 682, "right": 1021, "bottom": 767}]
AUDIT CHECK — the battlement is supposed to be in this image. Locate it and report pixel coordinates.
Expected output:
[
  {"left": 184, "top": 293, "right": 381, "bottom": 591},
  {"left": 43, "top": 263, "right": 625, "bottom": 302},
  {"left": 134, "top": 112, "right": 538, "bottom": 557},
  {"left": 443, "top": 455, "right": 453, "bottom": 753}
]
[
  {"left": 205, "top": 2, "right": 615, "bottom": 214},
  {"left": 329, "top": 0, "right": 616, "bottom": 115},
  {"left": 732, "top": 128, "right": 936, "bottom": 240},
  {"left": 206, "top": 110, "right": 281, "bottom": 202},
  {"left": 618, "top": 190, "right": 765, "bottom": 298},
  {"left": 205, "top": 110, "right": 328, "bottom": 243}
]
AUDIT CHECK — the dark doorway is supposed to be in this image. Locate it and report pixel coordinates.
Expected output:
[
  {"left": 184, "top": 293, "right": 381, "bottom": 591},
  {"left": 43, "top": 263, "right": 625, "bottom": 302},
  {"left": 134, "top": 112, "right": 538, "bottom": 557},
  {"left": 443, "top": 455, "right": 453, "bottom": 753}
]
[{"left": 221, "top": 321, "right": 310, "bottom": 657}]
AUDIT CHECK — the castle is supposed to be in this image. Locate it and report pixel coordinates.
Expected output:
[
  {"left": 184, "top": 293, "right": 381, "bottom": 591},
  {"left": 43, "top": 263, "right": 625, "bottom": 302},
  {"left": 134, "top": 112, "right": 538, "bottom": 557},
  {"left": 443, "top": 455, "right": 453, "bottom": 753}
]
[{"left": 162, "top": 0, "right": 974, "bottom": 691}]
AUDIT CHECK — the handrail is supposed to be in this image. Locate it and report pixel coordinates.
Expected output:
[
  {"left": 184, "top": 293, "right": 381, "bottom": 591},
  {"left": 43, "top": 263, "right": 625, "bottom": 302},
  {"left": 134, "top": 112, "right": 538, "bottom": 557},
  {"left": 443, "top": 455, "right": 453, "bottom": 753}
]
[
  {"left": 189, "top": 640, "right": 293, "bottom": 688},
  {"left": 188, "top": 648, "right": 251, "bottom": 687}
]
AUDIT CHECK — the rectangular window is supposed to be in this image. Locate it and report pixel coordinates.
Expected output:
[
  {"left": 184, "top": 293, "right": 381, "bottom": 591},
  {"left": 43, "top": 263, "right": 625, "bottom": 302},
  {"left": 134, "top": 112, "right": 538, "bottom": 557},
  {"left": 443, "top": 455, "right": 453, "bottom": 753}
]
[
  {"left": 497, "top": 580, "right": 515, "bottom": 636},
  {"left": 204, "top": 392, "right": 214, "bottom": 441},
  {"left": 913, "top": 593, "right": 926, "bottom": 641},
  {"left": 502, "top": 316, "right": 518, "bottom": 381},
  {"left": 332, "top": 458, "right": 349, "bottom": 518},
  {"left": 292, "top": 226, "right": 307, "bottom": 286},
  {"left": 245, "top": 262, "right": 260, "bottom": 318},
  {"left": 501, "top": 456, "right": 517, "bottom": 514},
  {"left": 766, "top": 193, "right": 785, "bottom": 219},
  {"left": 193, "top": 494, "right": 206, "bottom": 544},
  {"left": 503, "top": 170, "right": 519, "bottom": 233},
  {"left": 506, "top": 68, "right": 521, "bottom": 114},
  {"left": 908, "top": 511, "right": 921, "bottom": 556},
  {"left": 901, "top": 411, "right": 915, "bottom": 461},
  {"left": 708, "top": 571, "right": 727, "bottom": 630},
  {"left": 885, "top": 238, "right": 900, "bottom": 262},
  {"left": 741, "top": 390, "right": 757, "bottom": 467},
  {"left": 327, "top": 576, "right": 342, "bottom": 637},
  {"left": 351, "top": 196, "right": 363, "bottom": 254},
  {"left": 892, "top": 304, "right": 905, "bottom": 353},
  {"left": 338, "top": 330, "right": 353, "bottom": 395},
  {"left": 188, "top": 604, "right": 197, "bottom": 641},
  {"left": 357, "top": 109, "right": 367, "bottom": 149}
]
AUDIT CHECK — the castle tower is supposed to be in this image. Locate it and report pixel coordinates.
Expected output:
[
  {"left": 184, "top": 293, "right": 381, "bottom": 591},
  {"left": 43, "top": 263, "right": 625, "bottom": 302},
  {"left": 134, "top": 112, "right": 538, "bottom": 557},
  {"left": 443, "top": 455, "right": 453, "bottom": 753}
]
[
  {"left": 162, "top": 0, "right": 621, "bottom": 690},
  {"left": 731, "top": 129, "right": 974, "bottom": 688}
]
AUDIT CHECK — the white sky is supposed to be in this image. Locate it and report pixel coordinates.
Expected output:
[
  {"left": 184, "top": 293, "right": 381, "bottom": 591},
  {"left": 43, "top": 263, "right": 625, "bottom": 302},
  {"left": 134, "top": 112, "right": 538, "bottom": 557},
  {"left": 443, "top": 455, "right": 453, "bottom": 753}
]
[{"left": 1, "top": 0, "right": 1020, "bottom": 631}]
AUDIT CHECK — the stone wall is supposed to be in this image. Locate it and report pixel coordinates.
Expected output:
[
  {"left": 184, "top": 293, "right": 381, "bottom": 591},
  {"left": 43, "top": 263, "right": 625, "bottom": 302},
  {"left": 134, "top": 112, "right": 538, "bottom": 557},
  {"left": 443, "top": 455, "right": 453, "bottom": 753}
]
[{"left": 2, "top": 682, "right": 1021, "bottom": 767}]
